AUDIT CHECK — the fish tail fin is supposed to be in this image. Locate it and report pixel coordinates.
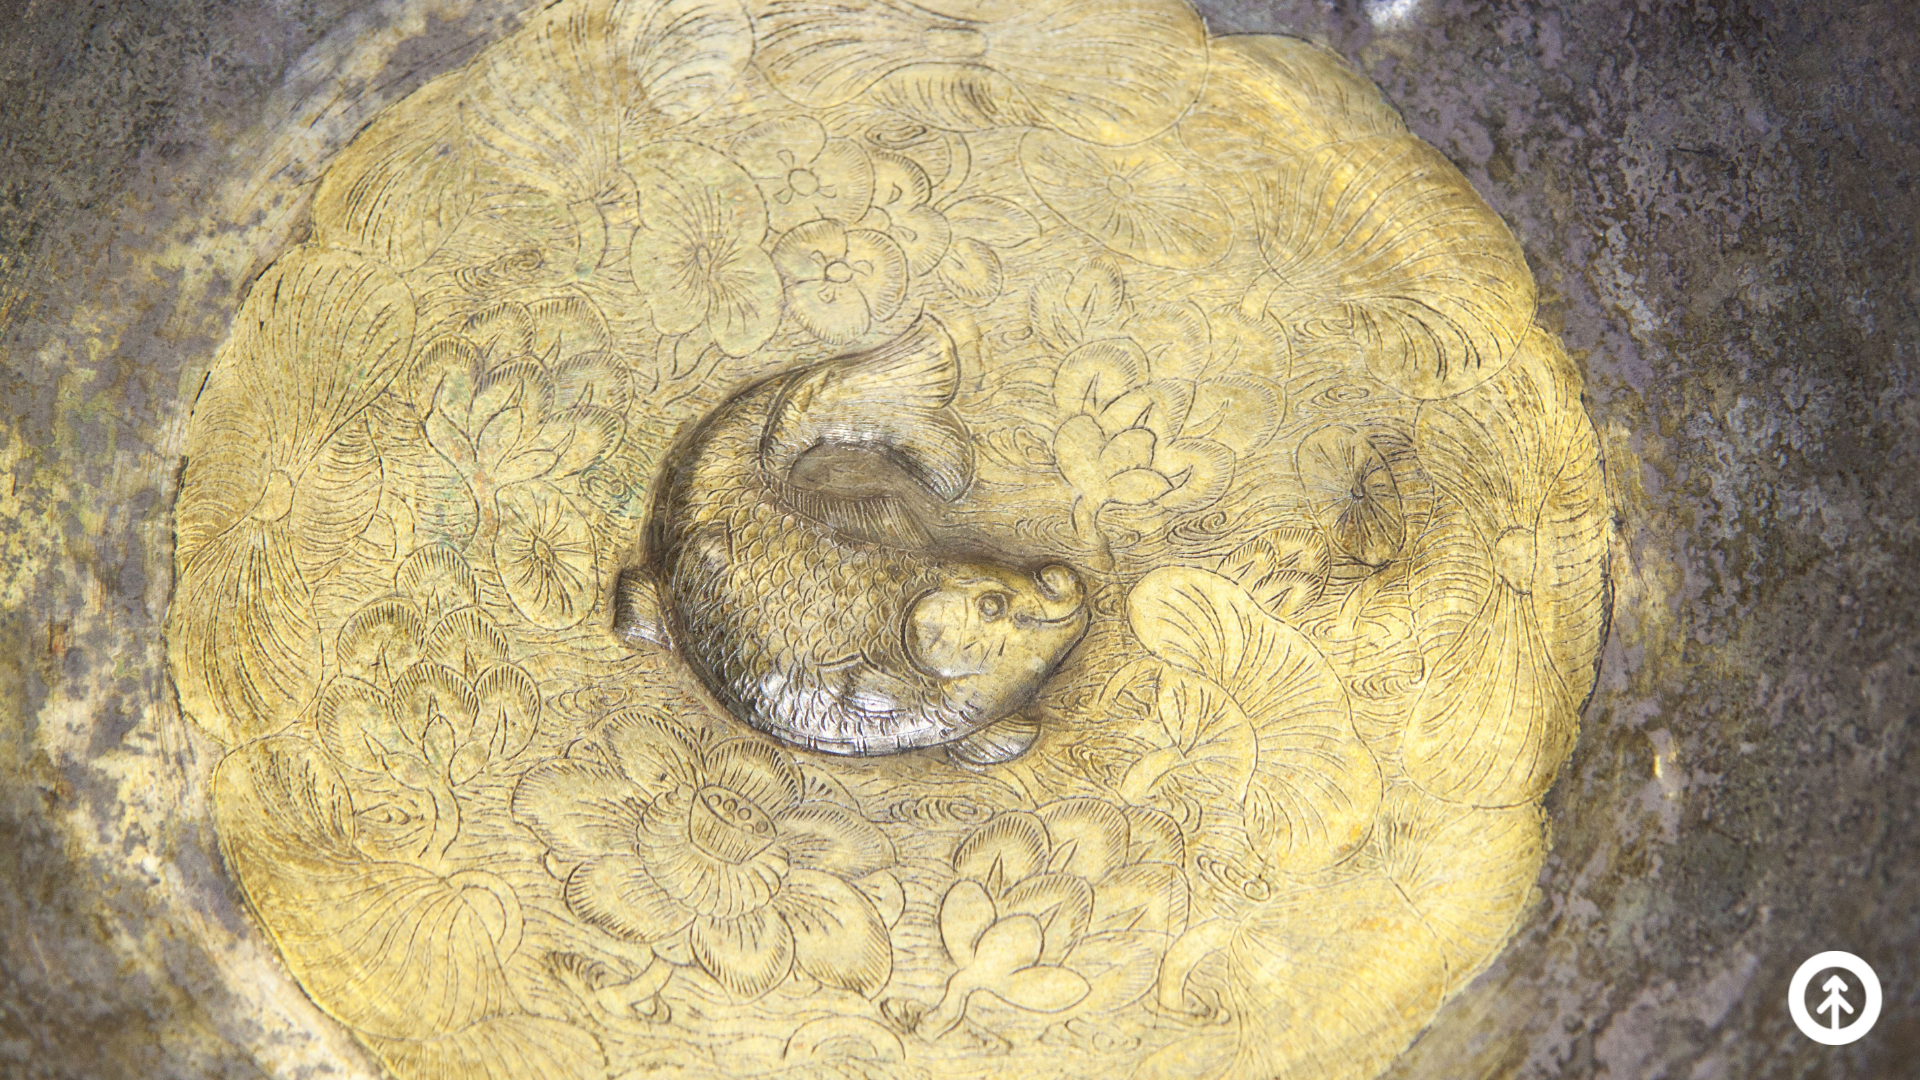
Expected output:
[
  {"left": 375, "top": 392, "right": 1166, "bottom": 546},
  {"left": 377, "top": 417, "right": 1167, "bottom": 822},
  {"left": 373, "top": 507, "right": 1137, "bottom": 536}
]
[
  {"left": 612, "top": 567, "right": 671, "bottom": 649},
  {"left": 761, "top": 314, "right": 974, "bottom": 502}
]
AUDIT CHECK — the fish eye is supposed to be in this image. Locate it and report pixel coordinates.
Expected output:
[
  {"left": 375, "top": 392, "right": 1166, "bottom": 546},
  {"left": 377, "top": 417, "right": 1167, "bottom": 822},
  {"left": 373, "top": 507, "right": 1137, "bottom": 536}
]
[{"left": 976, "top": 592, "right": 1007, "bottom": 620}]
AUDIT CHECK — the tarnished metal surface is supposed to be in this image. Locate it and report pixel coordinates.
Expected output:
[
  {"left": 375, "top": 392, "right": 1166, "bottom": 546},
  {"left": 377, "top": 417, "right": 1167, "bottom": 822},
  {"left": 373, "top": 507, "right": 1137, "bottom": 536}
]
[{"left": 2, "top": 2, "right": 1915, "bottom": 1079}]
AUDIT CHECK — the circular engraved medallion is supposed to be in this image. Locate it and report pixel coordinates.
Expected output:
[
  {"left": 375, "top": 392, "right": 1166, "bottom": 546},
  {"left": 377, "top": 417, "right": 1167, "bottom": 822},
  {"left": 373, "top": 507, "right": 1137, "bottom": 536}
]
[{"left": 168, "top": 3, "right": 1611, "bottom": 1078}]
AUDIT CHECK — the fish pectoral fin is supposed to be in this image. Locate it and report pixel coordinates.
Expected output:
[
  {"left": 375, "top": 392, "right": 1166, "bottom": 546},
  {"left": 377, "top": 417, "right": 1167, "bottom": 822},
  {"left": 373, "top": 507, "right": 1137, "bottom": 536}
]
[
  {"left": 778, "top": 482, "right": 932, "bottom": 548},
  {"left": 840, "top": 664, "right": 917, "bottom": 720},
  {"left": 946, "top": 715, "right": 1041, "bottom": 767},
  {"left": 761, "top": 314, "right": 974, "bottom": 502},
  {"left": 612, "top": 567, "right": 670, "bottom": 650}
]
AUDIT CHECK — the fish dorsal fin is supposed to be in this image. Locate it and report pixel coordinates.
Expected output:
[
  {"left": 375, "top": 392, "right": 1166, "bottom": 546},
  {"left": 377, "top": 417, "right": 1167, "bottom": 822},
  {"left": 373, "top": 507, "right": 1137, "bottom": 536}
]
[
  {"left": 772, "top": 476, "right": 931, "bottom": 548},
  {"left": 761, "top": 314, "right": 974, "bottom": 502}
]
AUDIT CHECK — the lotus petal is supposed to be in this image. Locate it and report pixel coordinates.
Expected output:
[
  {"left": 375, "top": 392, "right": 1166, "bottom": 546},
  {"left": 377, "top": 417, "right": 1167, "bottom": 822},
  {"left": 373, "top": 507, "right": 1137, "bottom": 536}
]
[
  {"left": 564, "top": 855, "right": 696, "bottom": 941},
  {"left": 1054, "top": 338, "right": 1147, "bottom": 416},
  {"left": 367, "top": 397, "right": 478, "bottom": 549},
  {"left": 776, "top": 802, "right": 895, "bottom": 878},
  {"left": 472, "top": 663, "right": 542, "bottom": 761},
  {"left": 953, "top": 810, "right": 1050, "bottom": 885},
  {"left": 775, "top": 868, "right": 893, "bottom": 995},
  {"left": 1255, "top": 136, "right": 1534, "bottom": 399},
  {"left": 394, "top": 544, "right": 480, "bottom": 617},
  {"left": 690, "top": 906, "right": 796, "bottom": 1000},
  {"left": 1020, "top": 131, "right": 1231, "bottom": 270},
  {"left": 1036, "top": 798, "right": 1130, "bottom": 881},
  {"left": 601, "top": 707, "right": 705, "bottom": 796},
  {"left": 752, "top": 0, "right": 1207, "bottom": 145},
  {"left": 314, "top": 676, "right": 400, "bottom": 774},
  {"left": 1129, "top": 568, "right": 1380, "bottom": 871},
  {"left": 513, "top": 758, "right": 648, "bottom": 863},
  {"left": 940, "top": 879, "right": 997, "bottom": 965},
  {"left": 1000, "top": 872, "right": 1093, "bottom": 963},
  {"left": 1091, "top": 862, "right": 1189, "bottom": 938},
  {"left": 1029, "top": 262, "right": 1128, "bottom": 353},
  {"left": 705, "top": 737, "right": 804, "bottom": 813},
  {"left": 427, "top": 607, "right": 511, "bottom": 677}
]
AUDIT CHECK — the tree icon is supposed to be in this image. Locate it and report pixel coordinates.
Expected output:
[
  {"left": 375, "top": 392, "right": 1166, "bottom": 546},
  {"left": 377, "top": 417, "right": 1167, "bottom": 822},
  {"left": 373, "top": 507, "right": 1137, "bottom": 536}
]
[
  {"left": 1789, "top": 951, "right": 1881, "bottom": 1046},
  {"left": 1815, "top": 973, "right": 1854, "bottom": 1032}
]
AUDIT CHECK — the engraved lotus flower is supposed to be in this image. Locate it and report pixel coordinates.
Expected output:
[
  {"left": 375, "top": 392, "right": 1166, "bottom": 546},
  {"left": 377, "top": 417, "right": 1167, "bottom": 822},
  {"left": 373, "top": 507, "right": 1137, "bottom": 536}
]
[
  {"left": 513, "top": 711, "right": 897, "bottom": 1001},
  {"left": 906, "top": 799, "right": 1186, "bottom": 1037},
  {"left": 771, "top": 219, "right": 908, "bottom": 344},
  {"left": 418, "top": 318, "right": 619, "bottom": 630},
  {"left": 316, "top": 546, "right": 542, "bottom": 867},
  {"left": 1045, "top": 339, "right": 1238, "bottom": 554}
]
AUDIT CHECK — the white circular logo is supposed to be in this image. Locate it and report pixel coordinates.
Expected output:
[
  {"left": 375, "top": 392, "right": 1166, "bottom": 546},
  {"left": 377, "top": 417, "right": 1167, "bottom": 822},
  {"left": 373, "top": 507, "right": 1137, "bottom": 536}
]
[{"left": 1789, "top": 951, "right": 1881, "bottom": 1045}]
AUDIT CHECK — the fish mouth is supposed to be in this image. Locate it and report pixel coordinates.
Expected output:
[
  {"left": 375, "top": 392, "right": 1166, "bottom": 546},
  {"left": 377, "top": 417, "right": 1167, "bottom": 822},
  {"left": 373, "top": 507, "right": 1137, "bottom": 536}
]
[{"left": 1012, "top": 607, "right": 1088, "bottom": 631}]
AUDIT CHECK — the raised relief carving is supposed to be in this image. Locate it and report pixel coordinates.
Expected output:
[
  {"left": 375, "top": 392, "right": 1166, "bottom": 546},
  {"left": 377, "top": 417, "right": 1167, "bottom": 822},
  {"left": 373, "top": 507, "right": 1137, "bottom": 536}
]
[{"left": 168, "top": 3, "right": 1610, "bottom": 1079}]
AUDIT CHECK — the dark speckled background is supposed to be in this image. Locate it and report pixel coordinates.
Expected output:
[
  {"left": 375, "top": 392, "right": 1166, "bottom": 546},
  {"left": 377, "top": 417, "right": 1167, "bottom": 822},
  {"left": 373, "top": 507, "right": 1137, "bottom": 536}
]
[{"left": 3, "top": 2, "right": 1914, "bottom": 1077}]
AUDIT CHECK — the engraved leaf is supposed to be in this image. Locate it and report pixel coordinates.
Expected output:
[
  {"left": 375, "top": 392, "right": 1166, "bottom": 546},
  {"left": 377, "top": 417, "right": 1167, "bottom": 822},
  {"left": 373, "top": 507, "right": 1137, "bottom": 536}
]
[
  {"left": 289, "top": 411, "right": 385, "bottom": 578},
  {"left": 169, "top": 519, "right": 320, "bottom": 744},
  {"left": 1297, "top": 425, "right": 1406, "bottom": 567},
  {"left": 364, "top": 1015, "right": 605, "bottom": 1080},
  {"left": 1020, "top": 131, "right": 1231, "bottom": 270},
  {"left": 176, "top": 247, "right": 415, "bottom": 564},
  {"left": 1128, "top": 568, "right": 1380, "bottom": 870},
  {"left": 1221, "top": 875, "right": 1445, "bottom": 1080},
  {"left": 1403, "top": 546, "right": 1578, "bottom": 807},
  {"left": 1113, "top": 667, "right": 1256, "bottom": 805},
  {"left": 1407, "top": 333, "right": 1609, "bottom": 805},
  {"left": 1176, "top": 34, "right": 1405, "bottom": 169},
  {"left": 1376, "top": 784, "right": 1545, "bottom": 989},
  {"left": 210, "top": 737, "right": 522, "bottom": 1039},
  {"left": 751, "top": 0, "right": 1207, "bottom": 145},
  {"left": 464, "top": 0, "right": 753, "bottom": 205},
  {"left": 310, "top": 70, "right": 471, "bottom": 270},
  {"left": 1255, "top": 136, "right": 1535, "bottom": 399}
]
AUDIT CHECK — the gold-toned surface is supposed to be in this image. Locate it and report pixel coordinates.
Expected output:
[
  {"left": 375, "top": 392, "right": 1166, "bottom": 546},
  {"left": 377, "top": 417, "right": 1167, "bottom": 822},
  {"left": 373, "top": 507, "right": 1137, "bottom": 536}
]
[{"left": 164, "top": 2, "right": 1610, "bottom": 1078}]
